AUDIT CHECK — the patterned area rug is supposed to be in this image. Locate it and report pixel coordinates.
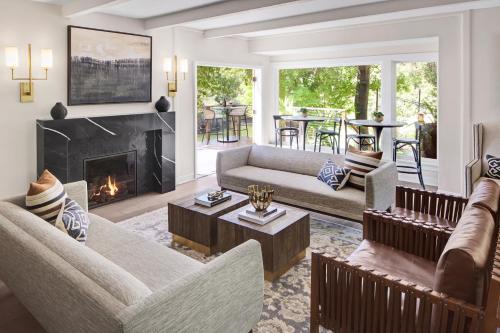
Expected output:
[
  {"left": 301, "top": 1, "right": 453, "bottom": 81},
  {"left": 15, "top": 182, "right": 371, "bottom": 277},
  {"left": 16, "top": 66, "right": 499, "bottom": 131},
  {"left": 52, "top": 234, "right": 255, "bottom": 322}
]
[{"left": 118, "top": 208, "right": 362, "bottom": 333}]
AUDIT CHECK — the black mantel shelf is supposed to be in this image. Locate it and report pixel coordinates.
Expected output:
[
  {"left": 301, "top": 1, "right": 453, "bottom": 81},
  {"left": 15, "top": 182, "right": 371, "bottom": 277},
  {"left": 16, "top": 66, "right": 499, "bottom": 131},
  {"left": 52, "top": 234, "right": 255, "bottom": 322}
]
[{"left": 37, "top": 112, "right": 175, "bottom": 196}]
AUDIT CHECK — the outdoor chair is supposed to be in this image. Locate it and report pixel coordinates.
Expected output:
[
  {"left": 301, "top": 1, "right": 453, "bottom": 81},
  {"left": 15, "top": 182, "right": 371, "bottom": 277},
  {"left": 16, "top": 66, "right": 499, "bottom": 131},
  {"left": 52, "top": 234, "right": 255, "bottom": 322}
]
[
  {"left": 273, "top": 115, "right": 299, "bottom": 149},
  {"left": 345, "top": 119, "right": 376, "bottom": 152},
  {"left": 393, "top": 123, "right": 425, "bottom": 189},
  {"left": 310, "top": 178, "right": 500, "bottom": 333},
  {"left": 200, "top": 106, "right": 222, "bottom": 144},
  {"left": 229, "top": 105, "right": 249, "bottom": 139},
  {"left": 314, "top": 117, "right": 342, "bottom": 154}
]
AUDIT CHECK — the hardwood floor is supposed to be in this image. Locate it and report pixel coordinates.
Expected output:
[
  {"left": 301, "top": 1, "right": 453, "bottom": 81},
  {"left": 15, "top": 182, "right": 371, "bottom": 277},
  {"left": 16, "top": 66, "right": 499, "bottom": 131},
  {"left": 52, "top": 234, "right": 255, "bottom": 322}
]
[{"left": 0, "top": 174, "right": 433, "bottom": 332}]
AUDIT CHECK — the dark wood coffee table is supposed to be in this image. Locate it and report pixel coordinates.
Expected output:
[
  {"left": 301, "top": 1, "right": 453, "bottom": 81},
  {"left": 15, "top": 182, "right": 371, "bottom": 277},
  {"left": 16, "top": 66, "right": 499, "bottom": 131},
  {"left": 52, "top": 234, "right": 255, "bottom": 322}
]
[
  {"left": 168, "top": 190, "right": 248, "bottom": 255},
  {"left": 217, "top": 203, "right": 310, "bottom": 281}
]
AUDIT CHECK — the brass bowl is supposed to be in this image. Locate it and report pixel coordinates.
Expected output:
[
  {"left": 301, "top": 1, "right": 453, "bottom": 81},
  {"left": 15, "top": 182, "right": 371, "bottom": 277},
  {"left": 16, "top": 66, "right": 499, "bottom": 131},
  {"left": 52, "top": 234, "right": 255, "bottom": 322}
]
[{"left": 248, "top": 185, "right": 274, "bottom": 211}]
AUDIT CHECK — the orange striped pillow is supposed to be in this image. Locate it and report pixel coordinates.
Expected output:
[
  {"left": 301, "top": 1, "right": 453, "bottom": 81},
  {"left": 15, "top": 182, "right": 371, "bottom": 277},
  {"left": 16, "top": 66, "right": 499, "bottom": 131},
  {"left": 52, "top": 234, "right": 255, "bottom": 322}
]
[{"left": 26, "top": 170, "right": 67, "bottom": 224}]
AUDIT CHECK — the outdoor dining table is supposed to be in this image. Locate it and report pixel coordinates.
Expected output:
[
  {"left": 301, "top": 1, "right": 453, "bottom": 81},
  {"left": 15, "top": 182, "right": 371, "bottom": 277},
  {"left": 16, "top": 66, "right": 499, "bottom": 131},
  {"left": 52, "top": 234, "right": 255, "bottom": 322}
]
[
  {"left": 211, "top": 106, "right": 240, "bottom": 143},
  {"left": 281, "top": 115, "right": 327, "bottom": 150},
  {"left": 347, "top": 119, "right": 406, "bottom": 151}
]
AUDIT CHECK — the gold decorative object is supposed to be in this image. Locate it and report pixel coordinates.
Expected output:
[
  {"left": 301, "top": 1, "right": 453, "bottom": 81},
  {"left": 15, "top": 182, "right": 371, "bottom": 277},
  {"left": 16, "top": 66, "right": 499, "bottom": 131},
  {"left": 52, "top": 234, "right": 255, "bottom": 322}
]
[{"left": 248, "top": 185, "right": 274, "bottom": 211}]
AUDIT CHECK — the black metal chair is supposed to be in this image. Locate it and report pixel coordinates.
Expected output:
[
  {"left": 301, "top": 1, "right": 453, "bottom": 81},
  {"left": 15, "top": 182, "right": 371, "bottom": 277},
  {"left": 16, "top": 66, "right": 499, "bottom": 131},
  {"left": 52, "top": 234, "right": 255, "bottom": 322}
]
[
  {"left": 344, "top": 119, "right": 376, "bottom": 152},
  {"left": 273, "top": 115, "right": 299, "bottom": 149},
  {"left": 314, "top": 117, "right": 342, "bottom": 154},
  {"left": 393, "top": 123, "right": 425, "bottom": 189}
]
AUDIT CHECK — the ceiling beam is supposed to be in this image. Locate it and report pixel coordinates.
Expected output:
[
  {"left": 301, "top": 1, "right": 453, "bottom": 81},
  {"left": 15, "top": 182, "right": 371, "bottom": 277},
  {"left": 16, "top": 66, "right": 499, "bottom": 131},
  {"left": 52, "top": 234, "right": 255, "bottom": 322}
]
[
  {"left": 62, "top": 0, "right": 132, "bottom": 17},
  {"left": 144, "top": 0, "right": 304, "bottom": 30},
  {"left": 203, "top": 0, "right": 500, "bottom": 38}
]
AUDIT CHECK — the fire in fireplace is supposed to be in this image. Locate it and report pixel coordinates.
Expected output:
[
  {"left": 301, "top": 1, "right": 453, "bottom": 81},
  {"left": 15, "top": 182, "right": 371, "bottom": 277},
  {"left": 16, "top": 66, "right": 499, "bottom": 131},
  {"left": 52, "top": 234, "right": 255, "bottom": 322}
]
[{"left": 84, "top": 151, "right": 137, "bottom": 208}]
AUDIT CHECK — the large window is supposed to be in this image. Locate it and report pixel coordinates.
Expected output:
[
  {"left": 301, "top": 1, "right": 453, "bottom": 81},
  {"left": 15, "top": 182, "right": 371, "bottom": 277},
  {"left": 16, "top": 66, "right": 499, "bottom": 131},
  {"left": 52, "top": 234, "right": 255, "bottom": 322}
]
[{"left": 396, "top": 62, "right": 438, "bottom": 159}]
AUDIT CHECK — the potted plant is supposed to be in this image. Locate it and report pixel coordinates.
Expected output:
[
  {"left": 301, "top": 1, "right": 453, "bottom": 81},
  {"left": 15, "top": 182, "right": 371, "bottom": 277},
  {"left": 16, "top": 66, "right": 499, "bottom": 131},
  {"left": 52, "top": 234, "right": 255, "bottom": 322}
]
[
  {"left": 372, "top": 111, "right": 384, "bottom": 122},
  {"left": 299, "top": 107, "right": 308, "bottom": 117}
]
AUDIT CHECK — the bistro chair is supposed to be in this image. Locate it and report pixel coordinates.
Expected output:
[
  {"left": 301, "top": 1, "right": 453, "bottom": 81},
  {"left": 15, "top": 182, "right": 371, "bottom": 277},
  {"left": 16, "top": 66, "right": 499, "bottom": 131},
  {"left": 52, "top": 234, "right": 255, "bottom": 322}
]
[
  {"left": 200, "top": 106, "right": 222, "bottom": 144},
  {"left": 229, "top": 105, "right": 249, "bottom": 139},
  {"left": 314, "top": 117, "right": 342, "bottom": 154},
  {"left": 393, "top": 122, "right": 425, "bottom": 189},
  {"left": 344, "top": 119, "right": 376, "bottom": 152},
  {"left": 273, "top": 115, "right": 299, "bottom": 149}
]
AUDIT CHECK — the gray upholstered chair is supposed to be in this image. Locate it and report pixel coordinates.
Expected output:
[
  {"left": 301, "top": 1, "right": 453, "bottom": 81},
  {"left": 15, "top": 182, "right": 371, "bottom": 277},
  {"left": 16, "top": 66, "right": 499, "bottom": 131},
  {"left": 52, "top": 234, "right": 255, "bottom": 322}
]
[{"left": 466, "top": 121, "right": 500, "bottom": 196}]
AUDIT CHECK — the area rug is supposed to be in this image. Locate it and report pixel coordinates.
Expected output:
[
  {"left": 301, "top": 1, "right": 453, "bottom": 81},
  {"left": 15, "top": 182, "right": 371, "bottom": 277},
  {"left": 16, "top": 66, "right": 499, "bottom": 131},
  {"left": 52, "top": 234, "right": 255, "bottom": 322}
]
[{"left": 118, "top": 208, "right": 362, "bottom": 333}]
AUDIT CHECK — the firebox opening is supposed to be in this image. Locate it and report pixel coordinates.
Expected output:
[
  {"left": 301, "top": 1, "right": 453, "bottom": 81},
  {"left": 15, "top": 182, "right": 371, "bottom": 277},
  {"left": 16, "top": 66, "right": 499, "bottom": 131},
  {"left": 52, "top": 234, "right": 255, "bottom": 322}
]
[{"left": 84, "top": 151, "right": 137, "bottom": 208}]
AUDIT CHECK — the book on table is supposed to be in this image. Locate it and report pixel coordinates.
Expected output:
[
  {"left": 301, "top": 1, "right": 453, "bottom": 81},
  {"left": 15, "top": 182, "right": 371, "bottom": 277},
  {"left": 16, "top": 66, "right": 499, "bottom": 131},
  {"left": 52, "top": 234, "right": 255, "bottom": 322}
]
[
  {"left": 245, "top": 206, "right": 278, "bottom": 217},
  {"left": 195, "top": 192, "right": 232, "bottom": 207},
  {"left": 238, "top": 207, "right": 286, "bottom": 225}
]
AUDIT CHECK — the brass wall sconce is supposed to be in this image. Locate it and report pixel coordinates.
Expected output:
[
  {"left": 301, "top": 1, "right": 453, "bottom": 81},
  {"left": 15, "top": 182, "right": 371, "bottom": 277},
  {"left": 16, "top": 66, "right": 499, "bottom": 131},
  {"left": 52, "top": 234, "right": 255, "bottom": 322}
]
[
  {"left": 5, "top": 44, "right": 53, "bottom": 103},
  {"left": 163, "top": 55, "right": 188, "bottom": 97}
]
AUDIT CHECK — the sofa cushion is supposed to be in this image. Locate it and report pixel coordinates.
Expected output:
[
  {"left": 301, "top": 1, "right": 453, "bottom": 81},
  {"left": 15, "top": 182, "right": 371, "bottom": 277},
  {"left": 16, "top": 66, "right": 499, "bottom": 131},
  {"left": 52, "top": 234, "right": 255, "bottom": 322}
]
[
  {"left": 55, "top": 198, "right": 90, "bottom": 243},
  {"left": 221, "top": 165, "right": 365, "bottom": 220},
  {"left": 434, "top": 206, "right": 495, "bottom": 305},
  {"left": 347, "top": 239, "right": 436, "bottom": 288},
  {"left": 485, "top": 154, "right": 500, "bottom": 179},
  {"left": 247, "top": 145, "right": 343, "bottom": 177},
  {"left": 344, "top": 148, "right": 382, "bottom": 190},
  {"left": 86, "top": 214, "right": 203, "bottom": 291},
  {"left": 467, "top": 178, "right": 499, "bottom": 221},
  {"left": 0, "top": 202, "right": 152, "bottom": 306},
  {"left": 317, "top": 160, "right": 351, "bottom": 190},
  {"left": 26, "top": 169, "right": 67, "bottom": 224}
]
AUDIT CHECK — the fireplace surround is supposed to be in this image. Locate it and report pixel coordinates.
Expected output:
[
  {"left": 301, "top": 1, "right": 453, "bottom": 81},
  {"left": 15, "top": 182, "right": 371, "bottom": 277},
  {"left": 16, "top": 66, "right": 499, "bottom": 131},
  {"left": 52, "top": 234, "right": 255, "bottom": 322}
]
[{"left": 37, "top": 112, "right": 175, "bottom": 206}]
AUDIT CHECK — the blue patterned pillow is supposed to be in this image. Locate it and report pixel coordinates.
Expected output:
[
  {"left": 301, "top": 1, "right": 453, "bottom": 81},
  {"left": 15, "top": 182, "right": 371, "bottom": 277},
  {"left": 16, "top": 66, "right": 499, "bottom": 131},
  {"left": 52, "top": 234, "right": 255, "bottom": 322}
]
[
  {"left": 317, "top": 160, "right": 352, "bottom": 191},
  {"left": 55, "top": 198, "right": 89, "bottom": 243},
  {"left": 486, "top": 154, "right": 500, "bottom": 179}
]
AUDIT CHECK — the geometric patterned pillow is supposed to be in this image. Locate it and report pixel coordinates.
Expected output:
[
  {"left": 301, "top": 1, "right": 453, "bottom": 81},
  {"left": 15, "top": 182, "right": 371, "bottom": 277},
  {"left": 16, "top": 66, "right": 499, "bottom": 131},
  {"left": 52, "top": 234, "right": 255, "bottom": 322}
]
[
  {"left": 55, "top": 198, "right": 89, "bottom": 243},
  {"left": 485, "top": 154, "right": 500, "bottom": 179},
  {"left": 317, "top": 160, "right": 351, "bottom": 191},
  {"left": 26, "top": 169, "right": 67, "bottom": 224}
]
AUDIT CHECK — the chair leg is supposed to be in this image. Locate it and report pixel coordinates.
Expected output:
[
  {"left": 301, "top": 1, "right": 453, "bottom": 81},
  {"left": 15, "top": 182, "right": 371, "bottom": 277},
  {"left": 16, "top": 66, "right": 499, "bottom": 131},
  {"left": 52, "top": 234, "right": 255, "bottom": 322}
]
[
  {"left": 289, "top": 134, "right": 293, "bottom": 148},
  {"left": 314, "top": 133, "right": 318, "bottom": 152},
  {"left": 415, "top": 143, "right": 425, "bottom": 189},
  {"left": 392, "top": 141, "right": 397, "bottom": 162},
  {"left": 244, "top": 114, "right": 249, "bottom": 138},
  {"left": 296, "top": 134, "right": 299, "bottom": 150},
  {"left": 280, "top": 133, "right": 283, "bottom": 148},
  {"left": 318, "top": 135, "right": 322, "bottom": 152},
  {"left": 330, "top": 135, "right": 335, "bottom": 154},
  {"left": 336, "top": 135, "right": 340, "bottom": 154},
  {"left": 275, "top": 131, "right": 278, "bottom": 147}
]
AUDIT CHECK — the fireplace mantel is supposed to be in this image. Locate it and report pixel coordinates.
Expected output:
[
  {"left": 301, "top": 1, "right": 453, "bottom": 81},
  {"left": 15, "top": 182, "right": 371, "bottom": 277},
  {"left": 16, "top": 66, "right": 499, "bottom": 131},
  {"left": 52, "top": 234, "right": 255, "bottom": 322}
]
[{"left": 36, "top": 112, "right": 175, "bottom": 199}]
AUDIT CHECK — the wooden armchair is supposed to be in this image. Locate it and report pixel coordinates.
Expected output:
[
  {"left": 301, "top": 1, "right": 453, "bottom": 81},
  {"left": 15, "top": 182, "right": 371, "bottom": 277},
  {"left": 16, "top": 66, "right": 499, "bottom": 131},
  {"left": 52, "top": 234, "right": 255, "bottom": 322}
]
[{"left": 311, "top": 180, "right": 500, "bottom": 333}]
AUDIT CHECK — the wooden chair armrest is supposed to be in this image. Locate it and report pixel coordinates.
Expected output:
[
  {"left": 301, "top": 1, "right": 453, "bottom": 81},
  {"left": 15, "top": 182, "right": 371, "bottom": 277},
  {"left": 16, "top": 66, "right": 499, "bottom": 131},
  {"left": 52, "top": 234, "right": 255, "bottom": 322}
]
[
  {"left": 363, "top": 209, "right": 453, "bottom": 262},
  {"left": 395, "top": 186, "right": 468, "bottom": 224},
  {"left": 311, "top": 252, "right": 485, "bottom": 333}
]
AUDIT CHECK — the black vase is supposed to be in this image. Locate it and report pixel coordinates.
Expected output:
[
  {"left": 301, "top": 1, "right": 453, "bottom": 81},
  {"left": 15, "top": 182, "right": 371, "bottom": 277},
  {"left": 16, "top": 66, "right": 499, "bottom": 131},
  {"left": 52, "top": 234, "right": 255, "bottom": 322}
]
[
  {"left": 50, "top": 102, "right": 67, "bottom": 120},
  {"left": 155, "top": 96, "right": 170, "bottom": 112}
]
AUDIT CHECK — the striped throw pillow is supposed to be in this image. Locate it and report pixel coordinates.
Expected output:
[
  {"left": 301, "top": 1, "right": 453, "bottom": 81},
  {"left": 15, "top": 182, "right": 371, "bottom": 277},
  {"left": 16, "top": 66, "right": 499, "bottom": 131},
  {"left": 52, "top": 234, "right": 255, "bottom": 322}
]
[
  {"left": 344, "top": 148, "right": 383, "bottom": 191},
  {"left": 26, "top": 170, "right": 67, "bottom": 224}
]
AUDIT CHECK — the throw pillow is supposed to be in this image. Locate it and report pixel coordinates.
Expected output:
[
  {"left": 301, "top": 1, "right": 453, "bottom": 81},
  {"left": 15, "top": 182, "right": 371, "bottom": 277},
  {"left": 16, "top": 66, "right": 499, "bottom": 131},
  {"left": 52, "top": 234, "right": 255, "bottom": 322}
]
[
  {"left": 344, "top": 148, "right": 383, "bottom": 191},
  {"left": 485, "top": 154, "right": 500, "bottom": 179},
  {"left": 55, "top": 198, "right": 90, "bottom": 243},
  {"left": 26, "top": 169, "right": 67, "bottom": 224},
  {"left": 317, "top": 160, "right": 352, "bottom": 191}
]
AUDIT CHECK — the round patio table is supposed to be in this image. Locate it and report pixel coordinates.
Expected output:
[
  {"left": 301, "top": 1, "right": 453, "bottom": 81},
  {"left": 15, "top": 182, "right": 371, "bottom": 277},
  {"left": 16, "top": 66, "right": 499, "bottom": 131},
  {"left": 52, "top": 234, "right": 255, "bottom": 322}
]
[
  {"left": 211, "top": 106, "right": 239, "bottom": 143},
  {"left": 281, "top": 115, "right": 327, "bottom": 150},
  {"left": 347, "top": 119, "right": 406, "bottom": 151}
]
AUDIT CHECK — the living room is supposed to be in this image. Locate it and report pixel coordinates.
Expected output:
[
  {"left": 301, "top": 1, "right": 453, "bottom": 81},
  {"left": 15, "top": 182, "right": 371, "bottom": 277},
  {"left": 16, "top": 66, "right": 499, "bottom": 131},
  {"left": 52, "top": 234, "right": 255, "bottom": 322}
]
[{"left": 1, "top": 0, "right": 500, "bottom": 332}]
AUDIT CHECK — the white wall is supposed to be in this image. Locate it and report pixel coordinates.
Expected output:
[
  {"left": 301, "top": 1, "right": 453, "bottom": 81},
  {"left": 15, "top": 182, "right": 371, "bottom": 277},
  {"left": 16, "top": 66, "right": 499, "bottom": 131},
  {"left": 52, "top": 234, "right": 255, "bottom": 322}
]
[{"left": 0, "top": 0, "right": 270, "bottom": 198}]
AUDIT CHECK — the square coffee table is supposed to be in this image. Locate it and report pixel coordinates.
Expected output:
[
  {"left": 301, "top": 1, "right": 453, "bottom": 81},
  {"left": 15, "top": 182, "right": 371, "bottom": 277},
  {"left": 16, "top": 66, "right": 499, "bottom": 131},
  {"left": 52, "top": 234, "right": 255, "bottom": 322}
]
[
  {"left": 168, "top": 190, "right": 248, "bottom": 255},
  {"left": 217, "top": 203, "right": 310, "bottom": 281}
]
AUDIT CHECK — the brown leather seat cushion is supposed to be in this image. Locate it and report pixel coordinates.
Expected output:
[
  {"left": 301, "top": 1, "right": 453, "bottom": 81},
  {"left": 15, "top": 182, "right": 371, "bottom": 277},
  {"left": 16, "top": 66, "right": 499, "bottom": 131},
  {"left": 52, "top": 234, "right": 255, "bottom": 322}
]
[
  {"left": 434, "top": 206, "right": 495, "bottom": 306},
  {"left": 467, "top": 178, "right": 500, "bottom": 221},
  {"left": 391, "top": 207, "right": 456, "bottom": 228},
  {"left": 347, "top": 239, "right": 436, "bottom": 288}
]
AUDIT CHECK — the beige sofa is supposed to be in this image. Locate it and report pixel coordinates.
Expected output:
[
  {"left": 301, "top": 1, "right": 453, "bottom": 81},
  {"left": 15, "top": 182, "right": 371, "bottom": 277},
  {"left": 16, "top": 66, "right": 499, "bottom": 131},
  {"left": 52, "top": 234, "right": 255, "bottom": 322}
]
[
  {"left": 0, "top": 181, "right": 264, "bottom": 333},
  {"left": 466, "top": 121, "right": 500, "bottom": 196},
  {"left": 217, "top": 145, "right": 397, "bottom": 221}
]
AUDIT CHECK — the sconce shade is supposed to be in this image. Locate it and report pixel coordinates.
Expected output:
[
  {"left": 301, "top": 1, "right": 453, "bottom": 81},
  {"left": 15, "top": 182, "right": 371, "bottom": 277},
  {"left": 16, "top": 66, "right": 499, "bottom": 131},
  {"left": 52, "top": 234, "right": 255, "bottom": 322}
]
[
  {"left": 5, "top": 47, "right": 19, "bottom": 68},
  {"left": 40, "top": 49, "right": 53, "bottom": 68},
  {"left": 179, "top": 59, "right": 188, "bottom": 73},
  {"left": 163, "top": 57, "right": 172, "bottom": 72}
]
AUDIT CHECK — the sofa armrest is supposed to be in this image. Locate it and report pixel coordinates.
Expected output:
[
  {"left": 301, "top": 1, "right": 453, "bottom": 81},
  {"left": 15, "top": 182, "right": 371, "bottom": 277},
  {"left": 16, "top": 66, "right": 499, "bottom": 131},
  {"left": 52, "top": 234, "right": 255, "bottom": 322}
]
[
  {"left": 64, "top": 181, "right": 88, "bottom": 212},
  {"left": 365, "top": 161, "right": 397, "bottom": 211},
  {"left": 216, "top": 145, "right": 252, "bottom": 186},
  {"left": 363, "top": 210, "right": 452, "bottom": 262},
  {"left": 119, "top": 240, "right": 264, "bottom": 333},
  {"left": 466, "top": 158, "right": 482, "bottom": 197}
]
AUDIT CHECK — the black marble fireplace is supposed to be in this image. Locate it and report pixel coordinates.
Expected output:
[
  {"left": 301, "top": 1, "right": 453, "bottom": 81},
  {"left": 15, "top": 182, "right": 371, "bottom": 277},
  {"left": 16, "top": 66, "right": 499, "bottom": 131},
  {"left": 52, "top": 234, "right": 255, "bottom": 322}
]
[{"left": 37, "top": 112, "right": 175, "bottom": 207}]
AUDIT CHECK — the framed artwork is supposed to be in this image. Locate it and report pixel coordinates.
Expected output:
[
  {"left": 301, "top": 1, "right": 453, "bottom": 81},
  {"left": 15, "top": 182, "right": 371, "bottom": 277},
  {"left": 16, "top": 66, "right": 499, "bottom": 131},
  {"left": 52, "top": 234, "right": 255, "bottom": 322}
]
[{"left": 68, "top": 25, "right": 152, "bottom": 105}]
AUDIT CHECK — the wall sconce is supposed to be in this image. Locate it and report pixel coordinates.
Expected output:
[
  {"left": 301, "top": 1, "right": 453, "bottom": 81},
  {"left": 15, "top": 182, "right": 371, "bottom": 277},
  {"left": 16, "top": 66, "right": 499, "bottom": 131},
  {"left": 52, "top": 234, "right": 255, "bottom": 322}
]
[
  {"left": 163, "top": 55, "right": 188, "bottom": 97},
  {"left": 5, "top": 44, "right": 52, "bottom": 103}
]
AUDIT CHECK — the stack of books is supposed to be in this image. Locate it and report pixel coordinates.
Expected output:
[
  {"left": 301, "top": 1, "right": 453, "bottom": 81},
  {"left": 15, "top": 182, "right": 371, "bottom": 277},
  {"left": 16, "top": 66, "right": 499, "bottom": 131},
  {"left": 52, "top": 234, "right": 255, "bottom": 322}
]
[
  {"left": 238, "top": 205, "right": 286, "bottom": 225},
  {"left": 195, "top": 192, "right": 232, "bottom": 207}
]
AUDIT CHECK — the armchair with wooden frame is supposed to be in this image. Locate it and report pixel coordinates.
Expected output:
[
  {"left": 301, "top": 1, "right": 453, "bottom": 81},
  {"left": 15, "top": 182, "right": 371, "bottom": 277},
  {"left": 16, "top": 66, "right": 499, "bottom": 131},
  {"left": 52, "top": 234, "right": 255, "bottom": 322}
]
[{"left": 311, "top": 179, "right": 500, "bottom": 333}]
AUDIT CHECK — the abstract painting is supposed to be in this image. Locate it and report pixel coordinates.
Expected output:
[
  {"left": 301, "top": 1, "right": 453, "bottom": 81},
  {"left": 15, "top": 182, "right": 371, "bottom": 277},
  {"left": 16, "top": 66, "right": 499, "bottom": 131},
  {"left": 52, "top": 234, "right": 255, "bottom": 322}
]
[{"left": 68, "top": 26, "right": 152, "bottom": 105}]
